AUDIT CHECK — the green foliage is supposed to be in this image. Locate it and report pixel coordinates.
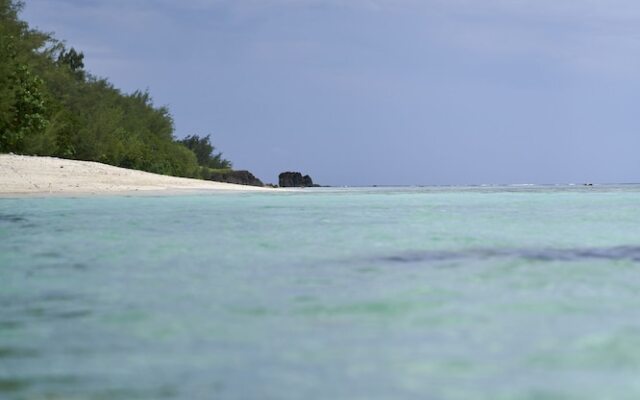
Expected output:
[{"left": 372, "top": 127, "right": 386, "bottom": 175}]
[
  {"left": 0, "top": 0, "right": 229, "bottom": 179},
  {"left": 0, "top": 0, "right": 49, "bottom": 152},
  {"left": 0, "top": 65, "right": 48, "bottom": 151},
  {"left": 177, "top": 134, "right": 232, "bottom": 169},
  {"left": 56, "top": 47, "right": 84, "bottom": 79},
  {"left": 199, "top": 166, "right": 233, "bottom": 180}
]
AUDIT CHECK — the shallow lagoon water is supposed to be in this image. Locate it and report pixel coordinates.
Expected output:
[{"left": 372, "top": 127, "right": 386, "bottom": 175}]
[{"left": 3, "top": 186, "right": 640, "bottom": 399}]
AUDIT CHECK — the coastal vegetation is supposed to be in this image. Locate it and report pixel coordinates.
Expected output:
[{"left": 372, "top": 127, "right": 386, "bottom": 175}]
[{"left": 0, "top": 0, "right": 231, "bottom": 178}]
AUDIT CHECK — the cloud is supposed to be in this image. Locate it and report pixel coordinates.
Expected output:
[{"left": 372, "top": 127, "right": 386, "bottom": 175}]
[
  {"left": 377, "top": 0, "right": 640, "bottom": 77},
  {"left": 23, "top": 0, "right": 640, "bottom": 78}
]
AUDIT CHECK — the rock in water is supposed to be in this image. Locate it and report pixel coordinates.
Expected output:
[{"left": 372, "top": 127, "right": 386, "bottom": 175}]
[
  {"left": 208, "top": 170, "right": 263, "bottom": 187},
  {"left": 302, "top": 175, "right": 313, "bottom": 187},
  {"left": 279, "top": 171, "right": 316, "bottom": 187},
  {"left": 279, "top": 172, "right": 303, "bottom": 187}
]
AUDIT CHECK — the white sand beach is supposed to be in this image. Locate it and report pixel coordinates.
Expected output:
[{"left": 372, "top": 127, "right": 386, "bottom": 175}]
[{"left": 0, "top": 154, "right": 273, "bottom": 195}]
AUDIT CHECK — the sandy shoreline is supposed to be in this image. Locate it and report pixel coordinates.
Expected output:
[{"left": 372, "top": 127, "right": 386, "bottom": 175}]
[{"left": 0, "top": 154, "right": 276, "bottom": 196}]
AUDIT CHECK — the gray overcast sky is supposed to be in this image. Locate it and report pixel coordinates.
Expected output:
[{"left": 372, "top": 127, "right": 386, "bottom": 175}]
[{"left": 23, "top": 0, "right": 640, "bottom": 185}]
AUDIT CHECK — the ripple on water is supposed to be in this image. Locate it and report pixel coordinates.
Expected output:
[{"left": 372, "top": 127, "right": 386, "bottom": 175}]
[
  {"left": 296, "top": 301, "right": 420, "bottom": 318},
  {"left": 375, "top": 246, "right": 640, "bottom": 265}
]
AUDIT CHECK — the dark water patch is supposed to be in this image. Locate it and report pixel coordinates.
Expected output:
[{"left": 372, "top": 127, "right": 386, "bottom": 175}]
[
  {"left": 0, "top": 376, "right": 80, "bottom": 397},
  {"left": 55, "top": 309, "right": 92, "bottom": 319},
  {"left": 0, "top": 291, "right": 79, "bottom": 308},
  {"left": 36, "top": 251, "right": 63, "bottom": 259},
  {"left": 376, "top": 246, "right": 640, "bottom": 265},
  {"left": 0, "top": 347, "right": 38, "bottom": 359},
  {"left": 26, "top": 262, "right": 91, "bottom": 277},
  {"left": 110, "top": 386, "right": 178, "bottom": 399},
  {"left": 292, "top": 295, "right": 316, "bottom": 303},
  {"left": 72, "top": 262, "right": 88, "bottom": 270},
  {"left": 44, "top": 386, "right": 180, "bottom": 400},
  {"left": 3, "top": 291, "right": 82, "bottom": 308},
  {"left": 0, "top": 214, "right": 27, "bottom": 223},
  {"left": 0, "top": 320, "right": 23, "bottom": 330},
  {"left": 231, "top": 306, "right": 272, "bottom": 317},
  {"left": 26, "top": 307, "right": 47, "bottom": 317},
  {"left": 0, "top": 378, "right": 30, "bottom": 392},
  {"left": 25, "top": 307, "right": 91, "bottom": 321},
  {"left": 519, "top": 247, "right": 640, "bottom": 262},
  {"left": 0, "top": 294, "right": 90, "bottom": 328},
  {"left": 297, "top": 301, "right": 417, "bottom": 318},
  {"left": 38, "top": 291, "right": 79, "bottom": 302},
  {"left": 381, "top": 252, "right": 471, "bottom": 263}
]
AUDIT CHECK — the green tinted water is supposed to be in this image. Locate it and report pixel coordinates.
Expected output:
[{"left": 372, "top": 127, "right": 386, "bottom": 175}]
[{"left": 2, "top": 186, "right": 640, "bottom": 399}]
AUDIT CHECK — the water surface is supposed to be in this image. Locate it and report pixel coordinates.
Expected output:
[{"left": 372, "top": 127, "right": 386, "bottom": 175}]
[{"left": 3, "top": 186, "right": 640, "bottom": 399}]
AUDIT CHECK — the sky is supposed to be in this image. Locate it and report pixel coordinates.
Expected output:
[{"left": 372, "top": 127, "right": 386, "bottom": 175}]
[{"left": 22, "top": 0, "right": 640, "bottom": 185}]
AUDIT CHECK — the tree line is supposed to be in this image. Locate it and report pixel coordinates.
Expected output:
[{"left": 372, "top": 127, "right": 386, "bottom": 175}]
[{"left": 0, "top": 0, "right": 231, "bottom": 178}]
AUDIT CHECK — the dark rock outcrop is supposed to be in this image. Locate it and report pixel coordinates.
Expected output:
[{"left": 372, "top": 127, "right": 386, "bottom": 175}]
[
  {"left": 302, "top": 175, "right": 313, "bottom": 187},
  {"left": 279, "top": 171, "right": 316, "bottom": 187},
  {"left": 208, "top": 170, "right": 263, "bottom": 187}
]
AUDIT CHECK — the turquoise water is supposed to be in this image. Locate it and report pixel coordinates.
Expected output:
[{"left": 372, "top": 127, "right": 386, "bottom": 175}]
[{"left": 3, "top": 186, "right": 640, "bottom": 399}]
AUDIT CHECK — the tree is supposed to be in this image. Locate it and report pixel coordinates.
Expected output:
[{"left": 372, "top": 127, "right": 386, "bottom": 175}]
[
  {"left": 0, "top": 0, "right": 50, "bottom": 153},
  {"left": 178, "top": 134, "right": 231, "bottom": 169},
  {"left": 56, "top": 47, "right": 85, "bottom": 79},
  {"left": 0, "top": 65, "right": 48, "bottom": 152}
]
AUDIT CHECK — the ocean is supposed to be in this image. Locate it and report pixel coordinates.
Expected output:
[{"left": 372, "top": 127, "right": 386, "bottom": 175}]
[{"left": 3, "top": 186, "right": 640, "bottom": 399}]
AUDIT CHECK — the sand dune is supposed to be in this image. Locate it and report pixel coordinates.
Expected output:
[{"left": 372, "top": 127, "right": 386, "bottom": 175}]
[{"left": 0, "top": 154, "right": 273, "bottom": 195}]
